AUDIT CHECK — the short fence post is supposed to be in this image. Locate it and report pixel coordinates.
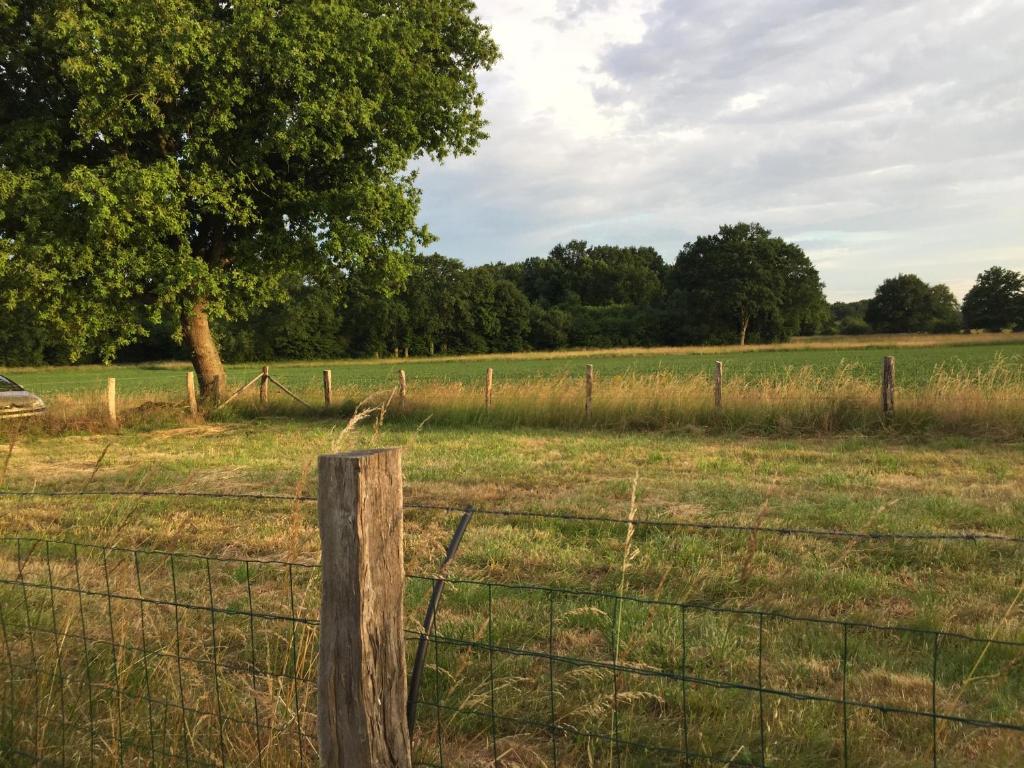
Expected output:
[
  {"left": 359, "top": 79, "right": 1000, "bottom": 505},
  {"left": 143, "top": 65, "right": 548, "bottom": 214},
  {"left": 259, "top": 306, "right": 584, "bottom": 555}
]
[
  {"left": 211, "top": 375, "right": 223, "bottom": 407},
  {"left": 399, "top": 370, "right": 407, "bottom": 409},
  {"left": 318, "top": 448, "right": 411, "bottom": 768},
  {"left": 186, "top": 372, "right": 198, "bottom": 417},
  {"left": 585, "top": 364, "right": 594, "bottom": 418},
  {"left": 106, "top": 377, "right": 118, "bottom": 427},
  {"left": 323, "top": 369, "right": 332, "bottom": 407},
  {"left": 260, "top": 366, "right": 269, "bottom": 405},
  {"left": 882, "top": 356, "right": 895, "bottom": 417},
  {"left": 485, "top": 367, "right": 494, "bottom": 410},
  {"left": 714, "top": 361, "right": 723, "bottom": 409}
]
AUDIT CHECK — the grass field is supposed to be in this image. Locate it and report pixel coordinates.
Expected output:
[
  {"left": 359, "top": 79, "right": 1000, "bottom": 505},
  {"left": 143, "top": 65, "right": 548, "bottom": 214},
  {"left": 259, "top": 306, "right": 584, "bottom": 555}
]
[
  {"left": 7, "top": 333, "right": 1024, "bottom": 397},
  {"left": 2, "top": 408, "right": 1023, "bottom": 766}
]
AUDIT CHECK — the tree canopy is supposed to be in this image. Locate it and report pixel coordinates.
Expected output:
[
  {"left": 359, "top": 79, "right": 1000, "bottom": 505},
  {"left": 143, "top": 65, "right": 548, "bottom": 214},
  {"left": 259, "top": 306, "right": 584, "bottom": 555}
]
[
  {"left": 0, "top": 0, "right": 499, "bottom": 393},
  {"left": 865, "top": 274, "right": 961, "bottom": 333},
  {"left": 962, "top": 266, "right": 1023, "bottom": 332},
  {"left": 666, "top": 223, "right": 828, "bottom": 345}
]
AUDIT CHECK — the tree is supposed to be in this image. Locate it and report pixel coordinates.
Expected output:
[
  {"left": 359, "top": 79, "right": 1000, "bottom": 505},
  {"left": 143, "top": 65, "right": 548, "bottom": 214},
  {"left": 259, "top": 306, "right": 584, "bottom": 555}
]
[
  {"left": 865, "top": 274, "right": 962, "bottom": 333},
  {"left": 962, "top": 267, "right": 1024, "bottom": 332},
  {"left": 667, "top": 223, "right": 826, "bottom": 345},
  {"left": 0, "top": 1, "right": 498, "bottom": 396},
  {"left": 518, "top": 241, "right": 666, "bottom": 308}
]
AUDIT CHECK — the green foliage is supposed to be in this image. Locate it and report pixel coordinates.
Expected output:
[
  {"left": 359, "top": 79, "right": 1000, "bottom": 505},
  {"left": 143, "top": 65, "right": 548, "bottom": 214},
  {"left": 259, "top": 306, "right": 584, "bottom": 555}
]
[
  {"left": 865, "top": 274, "right": 962, "bottom": 333},
  {"left": 519, "top": 241, "right": 666, "bottom": 307},
  {"left": 962, "top": 266, "right": 1024, "bottom": 332},
  {"left": 0, "top": 0, "right": 499, "bottom": 360},
  {"left": 666, "top": 223, "right": 828, "bottom": 344}
]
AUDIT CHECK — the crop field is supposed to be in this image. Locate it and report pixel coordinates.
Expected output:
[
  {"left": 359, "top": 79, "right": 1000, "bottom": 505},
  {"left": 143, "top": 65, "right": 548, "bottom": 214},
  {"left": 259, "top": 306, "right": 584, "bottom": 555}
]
[{"left": 7, "top": 333, "right": 1024, "bottom": 398}]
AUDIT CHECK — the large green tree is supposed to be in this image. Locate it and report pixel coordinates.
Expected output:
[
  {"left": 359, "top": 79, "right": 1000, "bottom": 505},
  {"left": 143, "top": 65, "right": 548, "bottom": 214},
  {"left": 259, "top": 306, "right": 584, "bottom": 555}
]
[
  {"left": 668, "top": 223, "right": 827, "bottom": 345},
  {"left": 962, "top": 266, "right": 1023, "bottom": 332},
  {"left": 865, "top": 274, "right": 961, "bottom": 333},
  {"left": 0, "top": 0, "right": 498, "bottom": 395}
]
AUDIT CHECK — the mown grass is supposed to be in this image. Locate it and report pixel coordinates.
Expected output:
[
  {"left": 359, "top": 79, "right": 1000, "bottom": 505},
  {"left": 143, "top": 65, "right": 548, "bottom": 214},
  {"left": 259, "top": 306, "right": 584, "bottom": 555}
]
[
  {"left": 1, "top": 417, "right": 1022, "bottom": 766},
  {"left": 7, "top": 333, "right": 1024, "bottom": 398}
]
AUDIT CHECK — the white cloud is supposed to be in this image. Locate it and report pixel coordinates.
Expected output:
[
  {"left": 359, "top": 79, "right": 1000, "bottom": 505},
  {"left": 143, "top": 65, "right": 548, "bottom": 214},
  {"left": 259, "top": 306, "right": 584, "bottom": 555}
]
[{"left": 416, "top": 0, "right": 1024, "bottom": 300}]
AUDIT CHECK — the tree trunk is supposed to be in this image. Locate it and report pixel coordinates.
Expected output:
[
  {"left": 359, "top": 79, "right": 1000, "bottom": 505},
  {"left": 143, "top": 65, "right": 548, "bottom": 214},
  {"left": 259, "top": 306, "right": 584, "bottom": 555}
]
[
  {"left": 739, "top": 313, "right": 750, "bottom": 346},
  {"left": 182, "top": 301, "right": 228, "bottom": 400}
]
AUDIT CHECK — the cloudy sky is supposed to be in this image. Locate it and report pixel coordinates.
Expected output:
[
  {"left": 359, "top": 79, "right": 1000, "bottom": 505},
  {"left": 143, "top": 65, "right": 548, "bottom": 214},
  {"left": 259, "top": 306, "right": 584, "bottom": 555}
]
[{"left": 415, "top": 0, "right": 1024, "bottom": 301}]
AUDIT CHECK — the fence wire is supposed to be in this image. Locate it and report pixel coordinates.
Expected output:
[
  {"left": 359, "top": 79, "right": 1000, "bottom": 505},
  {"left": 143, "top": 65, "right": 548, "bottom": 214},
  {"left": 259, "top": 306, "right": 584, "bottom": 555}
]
[
  {"left": 3, "top": 488, "right": 1022, "bottom": 545},
  {"left": 1, "top": 487, "right": 1023, "bottom": 766},
  {"left": 0, "top": 536, "right": 320, "bottom": 767}
]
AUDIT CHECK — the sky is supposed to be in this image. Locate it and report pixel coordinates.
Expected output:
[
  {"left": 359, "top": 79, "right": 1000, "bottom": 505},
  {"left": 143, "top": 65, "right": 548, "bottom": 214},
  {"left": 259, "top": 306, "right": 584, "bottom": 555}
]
[{"left": 414, "top": 0, "right": 1024, "bottom": 301}]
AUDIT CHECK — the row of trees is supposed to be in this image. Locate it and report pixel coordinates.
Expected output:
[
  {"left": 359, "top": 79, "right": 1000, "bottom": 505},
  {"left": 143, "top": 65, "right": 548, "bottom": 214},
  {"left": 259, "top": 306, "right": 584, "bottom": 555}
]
[
  {"left": 2, "top": 223, "right": 836, "bottom": 364},
  {"left": 2, "top": 6, "right": 1018, "bottom": 385},
  {"left": 5, "top": 218, "right": 1020, "bottom": 366},
  {"left": 832, "top": 267, "right": 1024, "bottom": 336}
]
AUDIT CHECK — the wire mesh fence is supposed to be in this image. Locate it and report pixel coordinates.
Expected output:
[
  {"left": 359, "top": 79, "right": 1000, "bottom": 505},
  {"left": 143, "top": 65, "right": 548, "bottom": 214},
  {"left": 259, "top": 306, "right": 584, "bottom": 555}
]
[
  {"left": 1, "top": 491, "right": 1023, "bottom": 766},
  {"left": 0, "top": 537, "right": 320, "bottom": 767}
]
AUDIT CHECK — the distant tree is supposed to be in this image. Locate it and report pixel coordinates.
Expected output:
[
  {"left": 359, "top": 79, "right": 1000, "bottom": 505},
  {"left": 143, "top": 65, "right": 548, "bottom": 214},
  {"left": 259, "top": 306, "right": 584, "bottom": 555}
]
[
  {"left": 668, "top": 223, "right": 826, "bottom": 345},
  {"left": 518, "top": 241, "right": 666, "bottom": 307},
  {"left": 865, "top": 274, "right": 962, "bottom": 333},
  {"left": 838, "top": 315, "right": 872, "bottom": 335},
  {"left": 962, "top": 267, "right": 1024, "bottom": 331},
  {"left": 0, "top": 2, "right": 498, "bottom": 396},
  {"left": 830, "top": 299, "right": 871, "bottom": 334},
  {"left": 928, "top": 284, "right": 964, "bottom": 333}
]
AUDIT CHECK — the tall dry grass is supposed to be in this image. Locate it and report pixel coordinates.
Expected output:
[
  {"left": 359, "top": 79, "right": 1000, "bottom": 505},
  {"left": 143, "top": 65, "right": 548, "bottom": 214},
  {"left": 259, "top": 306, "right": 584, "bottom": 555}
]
[
  {"left": 7, "top": 359, "right": 1024, "bottom": 439},
  {"left": 383, "top": 361, "right": 1024, "bottom": 438}
]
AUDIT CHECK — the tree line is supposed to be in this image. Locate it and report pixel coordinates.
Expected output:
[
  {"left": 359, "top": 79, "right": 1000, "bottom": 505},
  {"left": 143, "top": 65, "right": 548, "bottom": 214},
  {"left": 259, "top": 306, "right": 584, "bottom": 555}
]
[
  {"left": 3, "top": 221, "right": 1021, "bottom": 367},
  {"left": 3, "top": 5, "right": 1020, "bottom": 390}
]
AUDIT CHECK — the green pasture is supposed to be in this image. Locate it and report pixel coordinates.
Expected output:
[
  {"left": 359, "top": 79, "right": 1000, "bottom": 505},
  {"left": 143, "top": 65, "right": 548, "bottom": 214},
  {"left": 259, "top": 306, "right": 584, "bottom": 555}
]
[
  {"left": 7, "top": 337, "right": 1024, "bottom": 398},
  {"left": 1, "top": 422, "right": 1023, "bottom": 765}
]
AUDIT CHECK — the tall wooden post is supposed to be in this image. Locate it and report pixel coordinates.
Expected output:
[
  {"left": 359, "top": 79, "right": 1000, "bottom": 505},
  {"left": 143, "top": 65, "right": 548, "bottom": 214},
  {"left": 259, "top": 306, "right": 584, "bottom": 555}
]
[
  {"left": 260, "top": 366, "right": 269, "bottom": 404},
  {"left": 186, "top": 372, "right": 198, "bottom": 417},
  {"left": 882, "top": 356, "right": 895, "bottom": 417},
  {"left": 485, "top": 368, "right": 494, "bottom": 410},
  {"left": 323, "top": 370, "right": 333, "bottom": 407},
  {"left": 585, "top": 364, "right": 594, "bottom": 418},
  {"left": 399, "top": 370, "right": 407, "bottom": 409},
  {"left": 714, "top": 361, "right": 723, "bottom": 410},
  {"left": 318, "top": 449, "right": 411, "bottom": 768},
  {"left": 106, "top": 377, "right": 118, "bottom": 427}
]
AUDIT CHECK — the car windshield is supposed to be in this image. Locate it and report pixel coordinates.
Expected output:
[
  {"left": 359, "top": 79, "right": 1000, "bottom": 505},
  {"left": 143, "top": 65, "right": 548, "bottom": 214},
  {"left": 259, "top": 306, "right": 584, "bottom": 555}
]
[{"left": 0, "top": 375, "right": 24, "bottom": 392}]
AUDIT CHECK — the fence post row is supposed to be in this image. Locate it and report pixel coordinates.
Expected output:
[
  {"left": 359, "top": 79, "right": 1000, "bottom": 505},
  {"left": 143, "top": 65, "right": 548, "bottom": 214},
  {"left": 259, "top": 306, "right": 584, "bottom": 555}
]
[
  {"left": 485, "top": 367, "right": 494, "bottom": 410},
  {"left": 882, "top": 355, "right": 895, "bottom": 416},
  {"left": 323, "top": 369, "right": 332, "bottom": 407},
  {"left": 585, "top": 364, "right": 594, "bottom": 418},
  {"left": 186, "top": 371, "right": 199, "bottom": 417},
  {"left": 317, "top": 448, "right": 411, "bottom": 768},
  {"left": 714, "top": 361, "right": 723, "bottom": 409},
  {"left": 106, "top": 377, "right": 118, "bottom": 427}
]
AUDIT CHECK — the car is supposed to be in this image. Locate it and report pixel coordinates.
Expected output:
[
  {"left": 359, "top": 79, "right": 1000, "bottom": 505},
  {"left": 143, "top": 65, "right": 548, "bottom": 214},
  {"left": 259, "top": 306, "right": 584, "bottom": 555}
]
[{"left": 0, "top": 375, "right": 46, "bottom": 419}]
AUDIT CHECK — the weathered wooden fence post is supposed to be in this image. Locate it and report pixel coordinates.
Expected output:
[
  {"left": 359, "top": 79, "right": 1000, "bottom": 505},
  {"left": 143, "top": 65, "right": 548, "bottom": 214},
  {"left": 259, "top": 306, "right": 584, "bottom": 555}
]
[
  {"left": 485, "top": 367, "right": 494, "bottom": 410},
  {"left": 399, "top": 370, "right": 407, "bottom": 409},
  {"left": 186, "top": 372, "right": 199, "bottom": 417},
  {"left": 211, "top": 375, "right": 223, "bottom": 407},
  {"left": 882, "top": 356, "right": 895, "bottom": 417},
  {"left": 714, "top": 361, "right": 723, "bottom": 410},
  {"left": 585, "top": 364, "right": 594, "bottom": 418},
  {"left": 106, "top": 377, "right": 118, "bottom": 427},
  {"left": 323, "top": 370, "right": 333, "bottom": 407},
  {"left": 318, "top": 448, "right": 411, "bottom": 768},
  {"left": 260, "top": 366, "right": 269, "bottom": 405}
]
